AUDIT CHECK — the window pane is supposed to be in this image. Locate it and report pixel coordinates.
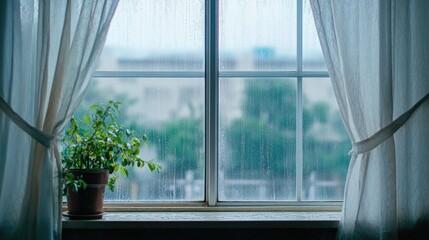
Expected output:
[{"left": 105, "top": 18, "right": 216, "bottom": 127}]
[
  {"left": 219, "top": 0, "right": 297, "bottom": 71},
  {"left": 302, "top": 78, "right": 350, "bottom": 200},
  {"left": 219, "top": 78, "right": 296, "bottom": 201},
  {"left": 303, "top": 0, "right": 327, "bottom": 71},
  {"left": 75, "top": 78, "right": 205, "bottom": 201},
  {"left": 97, "top": 0, "right": 204, "bottom": 71}
]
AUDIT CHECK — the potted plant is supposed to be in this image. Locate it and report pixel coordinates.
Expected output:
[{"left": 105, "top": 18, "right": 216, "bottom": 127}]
[{"left": 61, "top": 100, "right": 160, "bottom": 219}]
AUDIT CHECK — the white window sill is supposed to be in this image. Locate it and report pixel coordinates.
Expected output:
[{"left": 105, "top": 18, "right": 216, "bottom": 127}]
[{"left": 62, "top": 211, "right": 340, "bottom": 229}]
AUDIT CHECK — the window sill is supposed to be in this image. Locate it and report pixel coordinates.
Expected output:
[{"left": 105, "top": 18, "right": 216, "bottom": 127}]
[{"left": 62, "top": 211, "right": 340, "bottom": 229}]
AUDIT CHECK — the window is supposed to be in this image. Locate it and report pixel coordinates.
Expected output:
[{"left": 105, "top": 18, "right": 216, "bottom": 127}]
[{"left": 79, "top": 0, "right": 350, "bottom": 204}]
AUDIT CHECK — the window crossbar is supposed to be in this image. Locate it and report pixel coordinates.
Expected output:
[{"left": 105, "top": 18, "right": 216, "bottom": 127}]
[{"left": 93, "top": 70, "right": 329, "bottom": 79}]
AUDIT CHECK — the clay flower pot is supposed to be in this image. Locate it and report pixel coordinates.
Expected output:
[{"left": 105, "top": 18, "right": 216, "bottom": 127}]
[{"left": 65, "top": 169, "right": 109, "bottom": 219}]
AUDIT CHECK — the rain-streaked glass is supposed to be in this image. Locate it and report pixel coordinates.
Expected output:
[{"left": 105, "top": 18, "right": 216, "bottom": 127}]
[
  {"left": 219, "top": 0, "right": 297, "bottom": 71},
  {"left": 96, "top": 0, "right": 204, "bottom": 72},
  {"left": 302, "top": 78, "right": 350, "bottom": 200},
  {"left": 303, "top": 0, "right": 327, "bottom": 71},
  {"left": 79, "top": 0, "right": 347, "bottom": 204},
  {"left": 219, "top": 78, "right": 297, "bottom": 201},
  {"left": 75, "top": 78, "right": 205, "bottom": 201}
]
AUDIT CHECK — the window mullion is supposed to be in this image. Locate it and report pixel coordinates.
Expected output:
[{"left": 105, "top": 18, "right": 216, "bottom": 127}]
[
  {"left": 205, "top": 0, "right": 219, "bottom": 206},
  {"left": 296, "top": 0, "right": 303, "bottom": 202}
]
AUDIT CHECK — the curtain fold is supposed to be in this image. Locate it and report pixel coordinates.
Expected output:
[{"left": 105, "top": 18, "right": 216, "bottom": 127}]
[
  {"left": 310, "top": 0, "right": 429, "bottom": 239},
  {"left": 0, "top": 0, "right": 118, "bottom": 239}
]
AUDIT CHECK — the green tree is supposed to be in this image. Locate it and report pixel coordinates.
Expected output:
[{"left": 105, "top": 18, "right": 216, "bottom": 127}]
[
  {"left": 303, "top": 109, "right": 350, "bottom": 180},
  {"left": 226, "top": 117, "right": 296, "bottom": 177},
  {"left": 226, "top": 78, "right": 297, "bottom": 176},
  {"left": 151, "top": 117, "right": 204, "bottom": 179},
  {"left": 226, "top": 78, "right": 350, "bottom": 180},
  {"left": 243, "top": 79, "right": 296, "bottom": 130}
]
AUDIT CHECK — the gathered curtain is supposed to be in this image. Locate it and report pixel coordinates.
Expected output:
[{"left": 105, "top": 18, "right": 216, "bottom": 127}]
[
  {"left": 0, "top": 0, "right": 118, "bottom": 239},
  {"left": 310, "top": 0, "right": 429, "bottom": 239}
]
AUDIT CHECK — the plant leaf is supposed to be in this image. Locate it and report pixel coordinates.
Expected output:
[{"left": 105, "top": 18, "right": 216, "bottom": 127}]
[
  {"left": 148, "top": 162, "right": 156, "bottom": 172},
  {"left": 89, "top": 104, "right": 99, "bottom": 110},
  {"left": 120, "top": 167, "right": 128, "bottom": 177},
  {"left": 75, "top": 133, "right": 82, "bottom": 142},
  {"left": 83, "top": 113, "right": 91, "bottom": 125}
]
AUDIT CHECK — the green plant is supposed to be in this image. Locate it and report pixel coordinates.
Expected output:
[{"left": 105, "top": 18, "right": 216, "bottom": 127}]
[{"left": 61, "top": 100, "right": 161, "bottom": 193}]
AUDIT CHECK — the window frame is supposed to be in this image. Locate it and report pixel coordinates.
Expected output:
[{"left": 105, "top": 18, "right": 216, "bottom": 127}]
[{"left": 93, "top": 0, "right": 341, "bottom": 209}]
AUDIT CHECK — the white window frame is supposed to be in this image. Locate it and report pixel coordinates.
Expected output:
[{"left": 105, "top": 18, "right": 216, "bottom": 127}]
[{"left": 93, "top": 0, "right": 341, "bottom": 210}]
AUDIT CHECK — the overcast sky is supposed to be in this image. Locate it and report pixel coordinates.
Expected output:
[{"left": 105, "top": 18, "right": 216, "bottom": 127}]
[{"left": 104, "top": 0, "right": 322, "bottom": 57}]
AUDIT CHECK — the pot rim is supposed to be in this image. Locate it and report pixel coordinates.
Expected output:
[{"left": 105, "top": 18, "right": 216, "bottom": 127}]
[{"left": 66, "top": 169, "right": 109, "bottom": 173}]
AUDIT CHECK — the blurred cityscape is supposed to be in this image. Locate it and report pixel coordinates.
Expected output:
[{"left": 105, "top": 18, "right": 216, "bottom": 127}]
[{"left": 73, "top": 47, "right": 351, "bottom": 202}]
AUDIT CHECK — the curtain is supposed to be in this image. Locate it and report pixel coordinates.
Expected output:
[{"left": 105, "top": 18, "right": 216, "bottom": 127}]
[
  {"left": 0, "top": 0, "right": 118, "bottom": 239},
  {"left": 310, "top": 0, "right": 429, "bottom": 239}
]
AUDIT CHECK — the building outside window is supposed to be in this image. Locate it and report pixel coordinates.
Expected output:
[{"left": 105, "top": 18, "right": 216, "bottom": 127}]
[{"left": 75, "top": 0, "right": 351, "bottom": 204}]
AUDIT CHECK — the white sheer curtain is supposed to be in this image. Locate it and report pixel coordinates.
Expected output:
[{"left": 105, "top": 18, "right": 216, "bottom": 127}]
[
  {"left": 310, "top": 0, "right": 429, "bottom": 239},
  {"left": 0, "top": 0, "right": 118, "bottom": 239}
]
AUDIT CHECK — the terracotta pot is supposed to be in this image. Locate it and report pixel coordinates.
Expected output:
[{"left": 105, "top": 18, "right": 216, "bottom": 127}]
[{"left": 66, "top": 169, "right": 108, "bottom": 217}]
